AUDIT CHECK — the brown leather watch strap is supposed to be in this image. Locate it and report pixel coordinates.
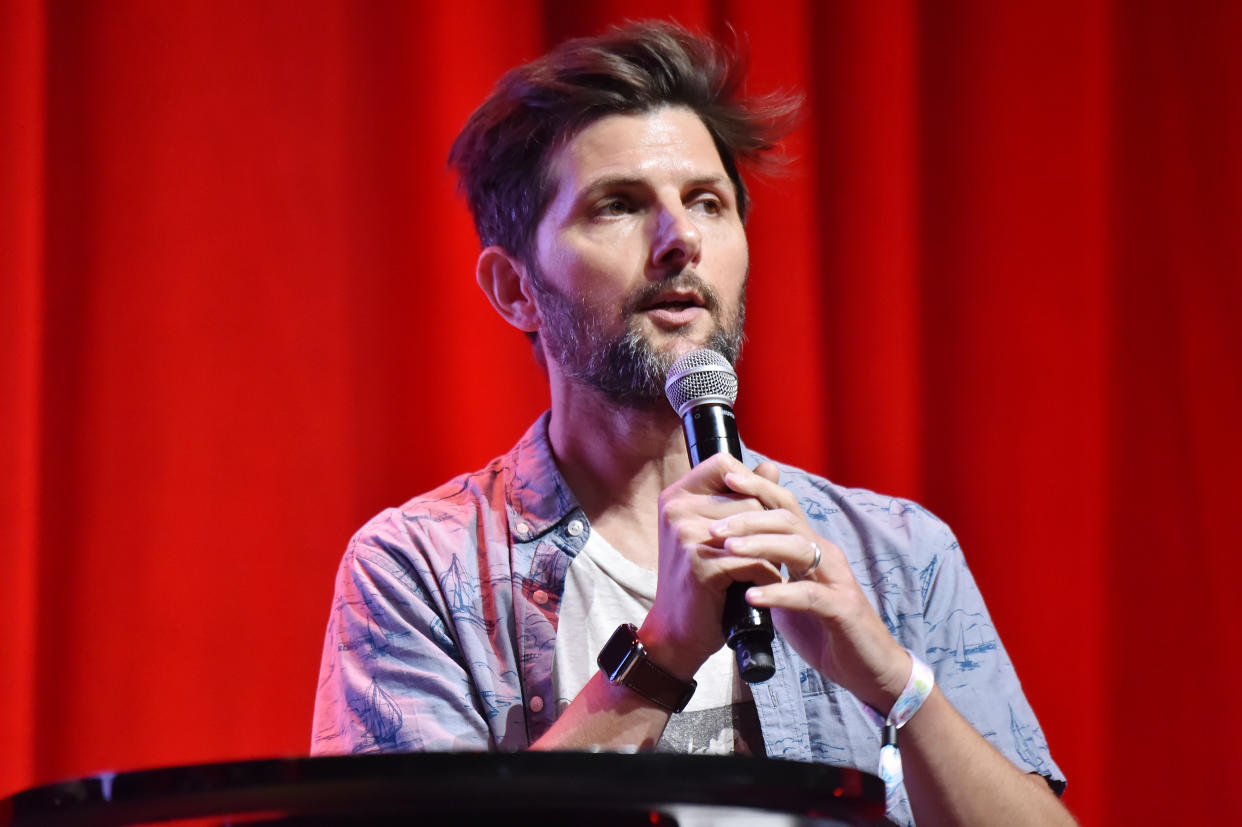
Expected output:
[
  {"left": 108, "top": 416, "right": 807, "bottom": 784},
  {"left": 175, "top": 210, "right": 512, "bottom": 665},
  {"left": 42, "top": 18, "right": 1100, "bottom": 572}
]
[{"left": 597, "top": 623, "right": 697, "bottom": 713}]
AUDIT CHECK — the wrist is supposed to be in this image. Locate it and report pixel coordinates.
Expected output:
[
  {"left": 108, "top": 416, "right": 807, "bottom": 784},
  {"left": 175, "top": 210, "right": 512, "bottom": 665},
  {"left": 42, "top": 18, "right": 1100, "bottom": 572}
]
[
  {"left": 863, "top": 648, "right": 935, "bottom": 727},
  {"left": 870, "top": 649, "right": 915, "bottom": 714},
  {"left": 861, "top": 648, "right": 935, "bottom": 806},
  {"left": 634, "top": 621, "right": 707, "bottom": 683}
]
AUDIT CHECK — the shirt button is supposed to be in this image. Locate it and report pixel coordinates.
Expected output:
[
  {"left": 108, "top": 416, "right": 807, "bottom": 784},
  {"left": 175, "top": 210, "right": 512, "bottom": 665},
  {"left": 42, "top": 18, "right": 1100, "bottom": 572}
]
[
  {"left": 516, "top": 522, "right": 531, "bottom": 538},
  {"left": 532, "top": 590, "right": 548, "bottom": 605},
  {"left": 529, "top": 696, "right": 544, "bottom": 713},
  {"left": 567, "top": 519, "right": 584, "bottom": 537}
]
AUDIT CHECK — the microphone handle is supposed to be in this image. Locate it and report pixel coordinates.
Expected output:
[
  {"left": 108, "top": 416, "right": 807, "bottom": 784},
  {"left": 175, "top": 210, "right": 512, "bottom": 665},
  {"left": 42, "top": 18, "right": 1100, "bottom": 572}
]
[{"left": 681, "top": 404, "right": 776, "bottom": 684}]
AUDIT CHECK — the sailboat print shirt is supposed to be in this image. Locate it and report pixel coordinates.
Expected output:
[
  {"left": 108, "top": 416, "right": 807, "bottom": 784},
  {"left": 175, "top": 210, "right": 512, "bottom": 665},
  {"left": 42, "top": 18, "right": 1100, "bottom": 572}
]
[{"left": 312, "top": 412, "right": 1065, "bottom": 826}]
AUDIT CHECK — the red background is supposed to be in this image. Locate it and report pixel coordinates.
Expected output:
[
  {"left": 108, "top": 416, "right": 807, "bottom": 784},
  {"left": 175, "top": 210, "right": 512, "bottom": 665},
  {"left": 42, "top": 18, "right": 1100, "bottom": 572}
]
[{"left": 3, "top": 2, "right": 1241, "bottom": 824}]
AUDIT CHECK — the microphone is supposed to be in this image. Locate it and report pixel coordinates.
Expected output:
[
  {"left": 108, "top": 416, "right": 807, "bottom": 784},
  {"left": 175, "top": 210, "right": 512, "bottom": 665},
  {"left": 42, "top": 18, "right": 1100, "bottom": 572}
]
[{"left": 664, "top": 349, "right": 776, "bottom": 684}]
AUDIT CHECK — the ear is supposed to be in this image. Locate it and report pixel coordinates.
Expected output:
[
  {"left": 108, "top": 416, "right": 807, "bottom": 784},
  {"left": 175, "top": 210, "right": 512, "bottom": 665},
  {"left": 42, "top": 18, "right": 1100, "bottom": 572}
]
[{"left": 476, "top": 246, "right": 540, "bottom": 333}]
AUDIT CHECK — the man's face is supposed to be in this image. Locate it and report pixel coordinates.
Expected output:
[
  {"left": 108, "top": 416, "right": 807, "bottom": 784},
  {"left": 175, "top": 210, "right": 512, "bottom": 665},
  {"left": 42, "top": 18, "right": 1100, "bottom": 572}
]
[{"left": 528, "top": 105, "right": 749, "bottom": 406}]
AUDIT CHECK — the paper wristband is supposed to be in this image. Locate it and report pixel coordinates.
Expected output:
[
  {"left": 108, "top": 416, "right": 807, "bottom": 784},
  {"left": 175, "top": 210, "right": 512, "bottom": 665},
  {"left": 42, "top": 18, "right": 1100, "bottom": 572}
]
[{"left": 863, "top": 649, "right": 934, "bottom": 808}]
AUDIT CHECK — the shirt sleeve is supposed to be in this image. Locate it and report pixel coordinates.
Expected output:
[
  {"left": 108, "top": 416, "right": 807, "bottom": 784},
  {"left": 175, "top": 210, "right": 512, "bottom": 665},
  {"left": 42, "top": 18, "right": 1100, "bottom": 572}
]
[
  {"left": 311, "top": 517, "right": 492, "bottom": 755},
  {"left": 918, "top": 516, "right": 1067, "bottom": 793}
]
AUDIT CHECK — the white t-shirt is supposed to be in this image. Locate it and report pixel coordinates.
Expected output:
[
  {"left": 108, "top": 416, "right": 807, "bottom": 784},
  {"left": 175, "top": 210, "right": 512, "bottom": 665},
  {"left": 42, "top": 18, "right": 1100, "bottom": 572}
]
[{"left": 552, "top": 528, "right": 764, "bottom": 755}]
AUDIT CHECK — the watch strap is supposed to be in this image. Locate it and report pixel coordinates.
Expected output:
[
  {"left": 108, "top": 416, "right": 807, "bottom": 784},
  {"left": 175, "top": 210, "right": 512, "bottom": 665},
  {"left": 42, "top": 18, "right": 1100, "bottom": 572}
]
[{"left": 597, "top": 623, "right": 697, "bottom": 713}]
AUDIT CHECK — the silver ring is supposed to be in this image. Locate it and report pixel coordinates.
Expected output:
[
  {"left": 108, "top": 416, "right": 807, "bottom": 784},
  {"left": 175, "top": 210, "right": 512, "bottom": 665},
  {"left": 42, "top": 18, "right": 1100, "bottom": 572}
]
[{"left": 795, "top": 541, "right": 822, "bottom": 581}]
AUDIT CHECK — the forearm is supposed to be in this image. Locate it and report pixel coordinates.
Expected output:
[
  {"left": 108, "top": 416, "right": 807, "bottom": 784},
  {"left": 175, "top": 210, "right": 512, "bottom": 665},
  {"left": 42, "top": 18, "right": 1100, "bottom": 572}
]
[
  {"left": 898, "top": 688, "right": 1073, "bottom": 827},
  {"left": 529, "top": 619, "right": 709, "bottom": 752},
  {"left": 528, "top": 671, "right": 672, "bottom": 750}
]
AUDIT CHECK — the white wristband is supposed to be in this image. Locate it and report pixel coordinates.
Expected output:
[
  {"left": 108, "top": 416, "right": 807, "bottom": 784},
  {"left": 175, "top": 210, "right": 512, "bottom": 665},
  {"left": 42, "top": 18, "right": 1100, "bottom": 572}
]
[
  {"left": 863, "top": 648, "right": 935, "bottom": 729},
  {"left": 863, "top": 649, "right": 934, "bottom": 807},
  {"left": 886, "top": 650, "right": 934, "bottom": 728}
]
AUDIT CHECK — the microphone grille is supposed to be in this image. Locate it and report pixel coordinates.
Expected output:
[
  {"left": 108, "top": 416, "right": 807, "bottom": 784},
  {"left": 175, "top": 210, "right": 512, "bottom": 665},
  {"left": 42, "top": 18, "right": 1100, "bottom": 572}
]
[{"left": 664, "top": 349, "right": 739, "bottom": 417}]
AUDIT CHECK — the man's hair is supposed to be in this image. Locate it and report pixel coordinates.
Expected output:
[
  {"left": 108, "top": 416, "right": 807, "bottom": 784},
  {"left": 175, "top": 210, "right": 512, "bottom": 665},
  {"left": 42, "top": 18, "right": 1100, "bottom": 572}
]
[{"left": 448, "top": 20, "right": 802, "bottom": 266}]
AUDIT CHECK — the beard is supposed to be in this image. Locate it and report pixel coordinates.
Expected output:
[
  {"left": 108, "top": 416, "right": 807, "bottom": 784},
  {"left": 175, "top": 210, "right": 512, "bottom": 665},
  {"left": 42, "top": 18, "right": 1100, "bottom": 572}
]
[{"left": 528, "top": 264, "right": 747, "bottom": 408}]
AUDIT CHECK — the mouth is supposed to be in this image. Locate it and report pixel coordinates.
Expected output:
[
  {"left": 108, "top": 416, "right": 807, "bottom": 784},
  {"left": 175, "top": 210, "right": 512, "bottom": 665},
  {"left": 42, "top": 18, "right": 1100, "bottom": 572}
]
[
  {"left": 639, "top": 298, "right": 708, "bottom": 330},
  {"left": 640, "top": 292, "right": 706, "bottom": 313}
]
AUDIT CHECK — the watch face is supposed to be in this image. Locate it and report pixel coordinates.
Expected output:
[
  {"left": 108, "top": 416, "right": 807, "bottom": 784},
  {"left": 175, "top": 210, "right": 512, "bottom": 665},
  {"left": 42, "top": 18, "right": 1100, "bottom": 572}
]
[{"left": 597, "top": 623, "right": 640, "bottom": 678}]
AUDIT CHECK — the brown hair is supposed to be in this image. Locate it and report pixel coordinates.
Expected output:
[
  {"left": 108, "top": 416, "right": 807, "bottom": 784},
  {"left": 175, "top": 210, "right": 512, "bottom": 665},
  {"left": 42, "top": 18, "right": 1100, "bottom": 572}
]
[{"left": 448, "top": 20, "right": 801, "bottom": 266}]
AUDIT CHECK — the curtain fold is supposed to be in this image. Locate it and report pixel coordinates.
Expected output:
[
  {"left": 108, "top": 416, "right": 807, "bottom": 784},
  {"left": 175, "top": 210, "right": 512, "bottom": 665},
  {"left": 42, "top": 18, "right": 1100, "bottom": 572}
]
[
  {"left": 3, "top": 2, "right": 1239, "bottom": 823},
  {"left": 1, "top": 0, "right": 45, "bottom": 799},
  {"left": 1108, "top": 4, "right": 1242, "bottom": 822}
]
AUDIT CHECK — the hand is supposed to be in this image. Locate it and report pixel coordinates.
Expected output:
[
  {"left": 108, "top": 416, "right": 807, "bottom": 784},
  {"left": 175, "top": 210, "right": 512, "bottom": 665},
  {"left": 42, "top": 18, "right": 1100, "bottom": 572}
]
[
  {"left": 638, "top": 453, "right": 787, "bottom": 680},
  {"left": 712, "top": 462, "right": 912, "bottom": 714}
]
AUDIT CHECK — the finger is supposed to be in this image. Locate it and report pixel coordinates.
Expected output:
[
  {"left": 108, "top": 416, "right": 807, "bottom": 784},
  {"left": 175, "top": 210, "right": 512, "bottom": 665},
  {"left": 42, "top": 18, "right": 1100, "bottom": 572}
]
[
  {"left": 754, "top": 461, "right": 781, "bottom": 484},
  {"left": 708, "top": 508, "right": 800, "bottom": 539},
  {"left": 744, "top": 580, "right": 835, "bottom": 615},
  {"left": 723, "top": 467, "right": 800, "bottom": 513},
  {"left": 671, "top": 490, "right": 768, "bottom": 526},
  {"left": 661, "top": 464, "right": 766, "bottom": 524},
  {"left": 701, "top": 548, "right": 786, "bottom": 587},
  {"left": 715, "top": 533, "right": 823, "bottom": 580},
  {"left": 677, "top": 452, "right": 750, "bottom": 495}
]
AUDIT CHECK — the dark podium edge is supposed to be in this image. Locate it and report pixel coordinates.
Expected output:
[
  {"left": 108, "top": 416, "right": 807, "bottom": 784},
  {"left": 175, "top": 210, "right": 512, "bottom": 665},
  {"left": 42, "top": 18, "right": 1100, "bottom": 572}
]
[{"left": 0, "top": 752, "right": 887, "bottom": 826}]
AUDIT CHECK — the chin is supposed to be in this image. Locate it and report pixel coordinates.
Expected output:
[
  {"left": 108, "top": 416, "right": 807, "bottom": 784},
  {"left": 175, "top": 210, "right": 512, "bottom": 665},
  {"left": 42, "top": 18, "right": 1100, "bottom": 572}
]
[{"left": 659, "top": 337, "right": 708, "bottom": 364}]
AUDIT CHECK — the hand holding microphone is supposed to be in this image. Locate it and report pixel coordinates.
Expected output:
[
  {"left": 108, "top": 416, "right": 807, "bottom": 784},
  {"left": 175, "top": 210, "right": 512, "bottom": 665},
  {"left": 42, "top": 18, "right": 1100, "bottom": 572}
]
[
  {"left": 654, "top": 347, "right": 909, "bottom": 708},
  {"left": 663, "top": 349, "right": 777, "bottom": 683},
  {"left": 662, "top": 351, "right": 914, "bottom": 709}
]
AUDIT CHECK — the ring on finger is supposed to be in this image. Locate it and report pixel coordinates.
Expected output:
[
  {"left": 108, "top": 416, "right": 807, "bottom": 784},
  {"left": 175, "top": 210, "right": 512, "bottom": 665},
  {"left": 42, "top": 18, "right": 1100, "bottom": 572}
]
[{"left": 793, "top": 540, "right": 822, "bottom": 581}]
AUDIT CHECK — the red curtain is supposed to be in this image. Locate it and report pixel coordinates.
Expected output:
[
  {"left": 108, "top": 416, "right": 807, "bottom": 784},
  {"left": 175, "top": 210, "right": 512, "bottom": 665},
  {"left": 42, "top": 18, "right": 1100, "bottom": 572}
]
[{"left": 3, "top": 1, "right": 1240, "bottom": 823}]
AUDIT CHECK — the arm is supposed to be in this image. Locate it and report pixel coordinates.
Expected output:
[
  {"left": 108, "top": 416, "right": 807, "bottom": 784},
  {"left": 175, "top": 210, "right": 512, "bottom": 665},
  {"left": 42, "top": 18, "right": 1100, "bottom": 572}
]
[
  {"left": 529, "top": 670, "right": 674, "bottom": 750},
  {"left": 897, "top": 685, "right": 1070, "bottom": 826},
  {"left": 729, "top": 466, "right": 1074, "bottom": 826},
  {"left": 312, "top": 527, "right": 492, "bottom": 754}
]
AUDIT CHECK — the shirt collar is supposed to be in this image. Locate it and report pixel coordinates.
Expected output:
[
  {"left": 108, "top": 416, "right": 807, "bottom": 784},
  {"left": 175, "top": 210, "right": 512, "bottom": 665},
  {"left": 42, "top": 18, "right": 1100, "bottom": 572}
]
[{"left": 504, "top": 411, "right": 580, "bottom": 541}]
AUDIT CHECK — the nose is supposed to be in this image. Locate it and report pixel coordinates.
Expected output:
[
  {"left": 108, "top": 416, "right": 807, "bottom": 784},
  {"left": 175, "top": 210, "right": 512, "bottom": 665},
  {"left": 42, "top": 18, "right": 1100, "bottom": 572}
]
[{"left": 650, "top": 202, "right": 702, "bottom": 271}]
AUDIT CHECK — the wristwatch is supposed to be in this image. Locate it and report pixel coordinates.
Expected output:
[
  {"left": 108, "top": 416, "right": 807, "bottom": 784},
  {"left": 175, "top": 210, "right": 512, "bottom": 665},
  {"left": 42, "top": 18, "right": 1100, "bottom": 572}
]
[{"left": 596, "top": 623, "right": 697, "bottom": 713}]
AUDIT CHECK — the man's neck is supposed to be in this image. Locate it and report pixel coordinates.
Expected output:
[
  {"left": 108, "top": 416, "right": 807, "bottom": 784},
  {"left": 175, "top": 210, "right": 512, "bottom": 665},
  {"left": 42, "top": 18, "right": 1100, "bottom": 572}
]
[{"left": 547, "top": 382, "right": 691, "bottom": 570}]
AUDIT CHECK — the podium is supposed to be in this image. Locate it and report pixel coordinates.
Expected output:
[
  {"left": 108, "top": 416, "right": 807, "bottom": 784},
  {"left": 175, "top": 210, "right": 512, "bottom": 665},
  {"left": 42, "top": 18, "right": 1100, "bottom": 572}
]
[{"left": 0, "top": 752, "right": 885, "bottom": 826}]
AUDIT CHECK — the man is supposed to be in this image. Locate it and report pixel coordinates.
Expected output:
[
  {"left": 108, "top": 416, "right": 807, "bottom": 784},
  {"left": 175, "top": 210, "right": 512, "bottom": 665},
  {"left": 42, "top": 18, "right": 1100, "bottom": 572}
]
[{"left": 312, "top": 21, "right": 1071, "bottom": 826}]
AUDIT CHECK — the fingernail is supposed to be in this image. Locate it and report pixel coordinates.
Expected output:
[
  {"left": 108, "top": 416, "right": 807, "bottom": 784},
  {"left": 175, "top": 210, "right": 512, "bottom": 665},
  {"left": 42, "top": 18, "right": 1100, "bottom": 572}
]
[
  {"left": 710, "top": 517, "right": 732, "bottom": 536},
  {"left": 746, "top": 586, "right": 764, "bottom": 602},
  {"left": 724, "top": 537, "right": 749, "bottom": 554}
]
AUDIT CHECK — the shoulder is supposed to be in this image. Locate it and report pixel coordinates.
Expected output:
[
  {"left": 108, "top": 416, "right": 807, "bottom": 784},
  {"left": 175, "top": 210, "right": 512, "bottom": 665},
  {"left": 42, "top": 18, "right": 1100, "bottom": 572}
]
[
  {"left": 342, "top": 412, "right": 565, "bottom": 586},
  {"left": 352, "top": 413, "right": 553, "bottom": 559},
  {"left": 345, "top": 454, "right": 511, "bottom": 582}
]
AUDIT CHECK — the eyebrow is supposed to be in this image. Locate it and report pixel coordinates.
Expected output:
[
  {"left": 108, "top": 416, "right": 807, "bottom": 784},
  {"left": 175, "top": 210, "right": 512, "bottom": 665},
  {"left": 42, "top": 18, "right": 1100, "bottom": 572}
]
[{"left": 575, "top": 173, "right": 734, "bottom": 203}]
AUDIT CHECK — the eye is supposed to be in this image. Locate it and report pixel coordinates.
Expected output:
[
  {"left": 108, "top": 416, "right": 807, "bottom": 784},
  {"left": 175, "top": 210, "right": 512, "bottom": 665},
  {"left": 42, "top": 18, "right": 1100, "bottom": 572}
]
[
  {"left": 595, "top": 198, "right": 633, "bottom": 218},
  {"left": 690, "top": 194, "right": 723, "bottom": 216}
]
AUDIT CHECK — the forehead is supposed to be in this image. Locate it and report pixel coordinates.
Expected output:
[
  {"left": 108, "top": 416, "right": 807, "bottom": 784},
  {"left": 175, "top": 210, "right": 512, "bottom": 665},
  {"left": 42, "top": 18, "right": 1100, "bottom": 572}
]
[{"left": 545, "top": 106, "right": 730, "bottom": 198}]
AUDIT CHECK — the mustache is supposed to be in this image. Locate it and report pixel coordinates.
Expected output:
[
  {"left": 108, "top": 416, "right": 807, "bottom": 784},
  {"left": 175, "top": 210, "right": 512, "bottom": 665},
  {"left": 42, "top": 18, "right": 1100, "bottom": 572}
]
[{"left": 624, "top": 270, "right": 722, "bottom": 316}]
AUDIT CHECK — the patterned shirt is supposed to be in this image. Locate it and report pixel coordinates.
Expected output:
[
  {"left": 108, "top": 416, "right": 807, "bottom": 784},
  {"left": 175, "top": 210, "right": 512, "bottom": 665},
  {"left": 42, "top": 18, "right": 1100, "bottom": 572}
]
[{"left": 312, "top": 412, "right": 1064, "bottom": 825}]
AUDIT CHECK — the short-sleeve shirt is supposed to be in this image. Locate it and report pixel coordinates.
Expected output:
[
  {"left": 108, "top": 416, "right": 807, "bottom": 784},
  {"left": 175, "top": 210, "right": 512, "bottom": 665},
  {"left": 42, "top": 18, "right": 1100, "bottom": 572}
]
[{"left": 312, "top": 412, "right": 1065, "bottom": 825}]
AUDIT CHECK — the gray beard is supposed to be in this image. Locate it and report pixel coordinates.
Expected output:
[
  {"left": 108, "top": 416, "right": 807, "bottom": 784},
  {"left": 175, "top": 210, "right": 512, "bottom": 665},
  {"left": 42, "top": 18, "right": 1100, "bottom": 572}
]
[{"left": 529, "top": 267, "right": 746, "bottom": 408}]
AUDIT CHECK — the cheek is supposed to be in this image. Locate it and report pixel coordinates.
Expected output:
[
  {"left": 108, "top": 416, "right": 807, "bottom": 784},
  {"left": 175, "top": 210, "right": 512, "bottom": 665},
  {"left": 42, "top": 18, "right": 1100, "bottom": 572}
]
[
  {"left": 709, "top": 230, "right": 748, "bottom": 281},
  {"left": 565, "top": 233, "right": 644, "bottom": 291}
]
